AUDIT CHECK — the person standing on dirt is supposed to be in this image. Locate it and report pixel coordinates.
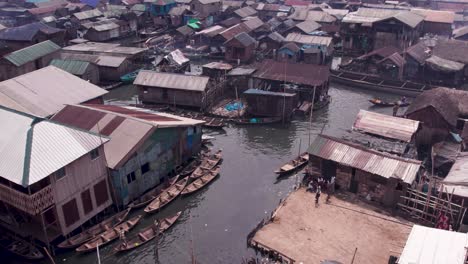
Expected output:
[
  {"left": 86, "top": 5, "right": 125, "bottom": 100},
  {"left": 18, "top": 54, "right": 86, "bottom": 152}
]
[{"left": 315, "top": 186, "right": 321, "bottom": 206}]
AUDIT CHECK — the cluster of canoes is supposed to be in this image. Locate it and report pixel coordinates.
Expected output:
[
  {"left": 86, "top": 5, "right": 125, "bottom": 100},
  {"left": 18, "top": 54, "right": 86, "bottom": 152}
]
[{"left": 55, "top": 150, "right": 223, "bottom": 255}]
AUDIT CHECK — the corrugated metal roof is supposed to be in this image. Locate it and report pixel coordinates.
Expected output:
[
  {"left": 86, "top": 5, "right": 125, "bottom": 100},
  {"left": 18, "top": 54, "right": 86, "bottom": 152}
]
[
  {"left": 398, "top": 225, "right": 468, "bottom": 264},
  {"left": 253, "top": 59, "right": 329, "bottom": 86},
  {"left": 134, "top": 71, "right": 209, "bottom": 92},
  {"left": 285, "top": 33, "right": 332, "bottom": 46},
  {"left": 0, "top": 66, "right": 107, "bottom": 118},
  {"left": 235, "top": 6, "right": 257, "bottom": 18},
  {"left": 60, "top": 52, "right": 127, "bottom": 67},
  {"left": 220, "top": 23, "right": 251, "bottom": 40},
  {"left": 0, "top": 106, "right": 108, "bottom": 187},
  {"left": 62, "top": 42, "right": 147, "bottom": 56},
  {"left": 73, "top": 9, "right": 103, "bottom": 20},
  {"left": 426, "top": 55, "right": 465, "bottom": 72},
  {"left": 83, "top": 19, "right": 120, "bottom": 31},
  {"left": 195, "top": 25, "right": 225, "bottom": 37},
  {"left": 308, "top": 134, "right": 421, "bottom": 184},
  {"left": 442, "top": 153, "right": 468, "bottom": 198},
  {"left": 343, "top": 8, "right": 424, "bottom": 28},
  {"left": 306, "top": 10, "right": 337, "bottom": 23},
  {"left": 227, "top": 67, "right": 256, "bottom": 76},
  {"left": 4, "top": 40, "right": 60, "bottom": 67},
  {"left": 49, "top": 59, "right": 91, "bottom": 75},
  {"left": 52, "top": 104, "right": 202, "bottom": 169},
  {"left": 243, "top": 88, "right": 295, "bottom": 97},
  {"left": 203, "top": 62, "right": 232, "bottom": 70},
  {"left": 0, "top": 22, "right": 63, "bottom": 41},
  {"left": 411, "top": 8, "right": 455, "bottom": 24},
  {"left": 295, "top": 20, "right": 321, "bottom": 34},
  {"left": 353, "top": 110, "right": 420, "bottom": 142},
  {"left": 243, "top": 16, "right": 264, "bottom": 31},
  {"left": 228, "top": 32, "right": 256, "bottom": 47}
]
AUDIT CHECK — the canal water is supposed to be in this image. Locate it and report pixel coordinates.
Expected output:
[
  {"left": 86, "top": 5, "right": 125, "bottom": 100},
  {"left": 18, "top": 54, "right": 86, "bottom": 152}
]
[{"left": 7, "top": 84, "right": 406, "bottom": 264}]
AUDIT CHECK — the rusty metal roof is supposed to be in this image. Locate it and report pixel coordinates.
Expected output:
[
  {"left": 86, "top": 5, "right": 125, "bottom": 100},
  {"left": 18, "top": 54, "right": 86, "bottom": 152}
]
[
  {"left": 253, "top": 59, "right": 329, "bottom": 87},
  {"left": 353, "top": 110, "right": 420, "bottom": 142},
  {"left": 134, "top": 71, "right": 209, "bottom": 91},
  {"left": 235, "top": 6, "right": 257, "bottom": 18},
  {"left": 442, "top": 153, "right": 468, "bottom": 198},
  {"left": 308, "top": 134, "right": 421, "bottom": 184}
]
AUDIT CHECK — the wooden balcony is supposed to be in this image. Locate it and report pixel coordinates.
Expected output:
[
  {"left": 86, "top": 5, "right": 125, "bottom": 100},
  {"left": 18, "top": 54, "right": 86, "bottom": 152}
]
[{"left": 0, "top": 184, "right": 54, "bottom": 215}]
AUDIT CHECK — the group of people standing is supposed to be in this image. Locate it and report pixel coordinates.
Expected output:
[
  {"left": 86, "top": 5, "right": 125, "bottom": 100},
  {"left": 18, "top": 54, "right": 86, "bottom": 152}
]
[{"left": 305, "top": 170, "right": 336, "bottom": 207}]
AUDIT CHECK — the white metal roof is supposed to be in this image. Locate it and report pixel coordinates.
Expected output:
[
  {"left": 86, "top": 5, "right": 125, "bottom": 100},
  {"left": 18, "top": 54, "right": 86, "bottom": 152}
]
[
  {"left": 134, "top": 71, "right": 210, "bottom": 92},
  {"left": 0, "top": 107, "right": 108, "bottom": 187},
  {"left": 353, "top": 110, "right": 420, "bottom": 142},
  {"left": 398, "top": 225, "right": 468, "bottom": 264},
  {"left": 285, "top": 33, "right": 332, "bottom": 46},
  {"left": 442, "top": 153, "right": 468, "bottom": 197},
  {"left": 0, "top": 66, "right": 107, "bottom": 118}
]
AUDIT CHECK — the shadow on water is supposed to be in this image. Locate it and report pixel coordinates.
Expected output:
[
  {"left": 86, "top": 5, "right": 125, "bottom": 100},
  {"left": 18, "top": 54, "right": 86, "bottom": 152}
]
[{"left": 7, "top": 83, "right": 413, "bottom": 264}]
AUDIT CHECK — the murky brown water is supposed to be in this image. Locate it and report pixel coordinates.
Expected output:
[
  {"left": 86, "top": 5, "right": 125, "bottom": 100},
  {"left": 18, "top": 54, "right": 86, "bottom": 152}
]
[{"left": 5, "top": 84, "right": 406, "bottom": 264}]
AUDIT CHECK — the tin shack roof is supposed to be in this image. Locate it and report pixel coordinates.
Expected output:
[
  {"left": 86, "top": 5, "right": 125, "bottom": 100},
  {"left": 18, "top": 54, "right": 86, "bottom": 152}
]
[
  {"left": 308, "top": 134, "right": 421, "bottom": 184},
  {"left": 73, "top": 8, "right": 103, "bottom": 20},
  {"left": 285, "top": 33, "right": 332, "bottom": 47},
  {"left": 0, "top": 66, "right": 107, "bottom": 118},
  {"left": 343, "top": 8, "right": 424, "bottom": 28},
  {"left": 0, "top": 22, "right": 63, "bottom": 41},
  {"left": 60, "top": 53, "right": 127, "bottom": 67},
  {"left": 398, "top": 225, "right": 468, "bottom": 264},
  {"left": 134, "top": 71, "right": 210, "bottom": 92},
  {"left": 253, "top": 59, "right": 329, "bottom": 86},
  {"left": 62, "top": 42, "right": 147, "bottom": 56},
  {"left": 4, "top": 40, "right": 60, "bottom": 67},
  {"left": 0, "top": 106, "right": 108, "bottom": 187},
  {"left": 49, "top": 59, "right": 91, "bottom": 75},
  {"left": 411, "top": 8, "right": 455, "bottom": 24},
  {"left": 234, "top": 6, "right": 257, "bottom": 18},
  {"left": 442, "top": 153, "right": 468, "bottom": 198},
  {"left": 243, "top": 89, "right": 295, "bottom": 97},
  {"left": 52, "top": 104, "right": 203, "bottom": 169},
  {"left": 353, "top": 110, "right": 420, "bottom": 142},
  {"left": 203, "top": 62, "right": 233, "bottom": 70}
]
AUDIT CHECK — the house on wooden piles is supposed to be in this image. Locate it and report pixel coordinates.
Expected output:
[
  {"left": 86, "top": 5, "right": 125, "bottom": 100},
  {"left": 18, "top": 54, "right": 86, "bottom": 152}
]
[
  {"left": 226, "top": 66, "right": 256, "bottom": 95},
  {"left": 347, "top": 109, "right": 421, "bottom": 157},
  {"left": 224, "top": 32, "right": 256, "bottom": 63},
  {"left": 59, "top": 52, "right": 133, "bottom": 81},
  {"left": 0, "top": 106, "right": 111, "bottom": 247},
  {"left": 0, "top": 40, "right": 61, "bottom": 81},
  {"left": 406, "top": 88, "right": 468, "bottom": 148},
  {"left": 258, "top": 32, "right": 285, "bottom": 54},
  {"left": 135, "top": 71, "right": 215, "bottom": 110},
  {"left": 0, "top": 66, "right": 107, "bottom": 118},
  {"left": 52, "top": 104, "right": 204, "bottom": 206},
  {"left": 277, "top": 42, "right": 301, "bottom": 62},
  {"left": 190, "top": 0, "right": 222, "bottom": 18},
  {"left": 308, "top": 134, "right": 422, "bottom": 207},
  {"left": 61, "top": 41, "right": 148, "bottom": 62},
  {"left": 252, "top": 59, "right": 330, "bottom": 104},
  {"left": 285, "top": 33, "right": 333, "bottom": 65},
  {"left": 169, "top": 5, "right": 191, "bottom": 27},
  {"left": 156, "top": 49, "right": 190, "bottom": 73},
  {"left": 411, "top": 9, "right": 455, "bottom": 37},
  {"left": 202, "top": 62, "right": 233, "bottom": 79},
  {"left": 49, "top": 59, "right": 100, "bottom": 84},
  {"left": 341, "top": 8, "right": 423, "bottom": 55},
  {"left": 242, "top": 89, "right": 296, "bottom": 120},
  {"left": 146, "top": 0, "right": 177, "bottom": 26},
  {"left": 190, "top": 25, "right": 224, "bottom": 47},
  {"left": 71, "top": 9, "right": 103, "bottom": 24},
  {"left": 175, "top": 25, "right": 195, "bottom": 46},
  {"left": 0, "top": 22, "right": 65, "bottom": 52}
]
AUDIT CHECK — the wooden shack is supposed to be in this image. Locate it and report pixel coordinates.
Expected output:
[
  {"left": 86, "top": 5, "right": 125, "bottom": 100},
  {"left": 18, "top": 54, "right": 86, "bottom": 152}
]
[
  {"left": 243, "top": 89, "right": 296, "bottom": 120},
  {"left": 135, "top": 71, "right": 213, "bottom": 110},
  {"left": 49, "top": 59, "right": 100, "bottom": 84},
  {"left": 308, "top": 134, "right": 421, "bottom": 207},
  {"left": 0, "top": 40, "right": 61, "bottom": 81},
  {"left": 0, "top": 22, "right": 65, "bottom": 52},
  {"left": 224, "top": 32, "right": 256, "bottom": 63}
]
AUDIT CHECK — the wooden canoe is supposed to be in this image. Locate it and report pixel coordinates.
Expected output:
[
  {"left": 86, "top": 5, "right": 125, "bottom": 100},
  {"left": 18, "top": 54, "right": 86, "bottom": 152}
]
[
  {"left": 178, "top": 158, "right": 201, "bottom": 177},
  {"left": 0, "top": 233, "right": 44, "bottom": 260},
  {"left": 114, "top": 211, "right": 182, "bottom": 253},
  {"left": 190, "top": 150, "right": 222, "bottom": 180},
  {"left": 76, "top": 215, "right": 142, "bottom": 253},
  {"left": 58, "top": 208, "right": 131, "bottom": 249},
  {"left": 128, "top": 175, "right": 180, "bottom": 210},
  {"left": 182, "top": 167, "right": 220, "bottom": 195},
  {"left": 144, "top": 177, "right": 188, "bottom": 214},
  {"left": 233, "top": 117, "right": 282, "bottom": 125},
  {"left": 369, "top": 98, "right": 410, "bottom": 107},
  {"left": 275, "top": 152, "right": 309, "bottom": 175}
]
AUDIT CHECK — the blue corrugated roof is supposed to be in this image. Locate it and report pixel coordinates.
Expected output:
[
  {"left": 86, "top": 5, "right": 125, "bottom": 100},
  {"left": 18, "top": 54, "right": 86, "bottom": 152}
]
[{"left": 80, "top": 0, "right": 100, "bottom": 7}]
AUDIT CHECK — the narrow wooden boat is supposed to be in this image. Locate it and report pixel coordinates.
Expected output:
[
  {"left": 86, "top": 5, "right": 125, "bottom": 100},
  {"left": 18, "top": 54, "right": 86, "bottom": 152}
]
[
  {"left": 275, "top": 152, "right": 309, "bottom": 175},
  {"left": 203, "top": 118, "right": 225, "bottom": 129},
  {"left": 190, "top": 150, "right": 222, "bottom": 180},
  {"left": 179, "top": 159, "right": 201, "bottom": 177},
  {"left": 128, "top": 175, "right": 180, "bottom": 210},
  {"left": 58, "top": 208, "right": 131, "bottom": 249},
  {"left": 369, "top": 98, "right": 410, "bottom": 107},
  {"left": 144, "top": 177, "right": 188, "bottom": 214},
  {"left": 76, "top": 215, "right": 142, "bottom": 253},
  {"left": 0, "top": 233, "right": 44, "bottom": 260},
  {"left": 330, "top": 69, "right": 434, "bottom": 96},
  {"left": 114, "top": 211, "right": 182, "bottom": 253},
  {"left": 182, "top": 167, "right": 220, "bottom": 195},
  {"left": 233, "top": 117, "right": 282, "bottom": 125}
]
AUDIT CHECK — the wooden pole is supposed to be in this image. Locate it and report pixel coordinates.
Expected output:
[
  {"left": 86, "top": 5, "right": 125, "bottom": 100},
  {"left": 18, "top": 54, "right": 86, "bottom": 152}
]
[
  {"left": 308, "top": 86, "right": 317, "bottom": 146},
  {"left": 97, "top": 243, "right": 101, "bottom": 264},
  {"left": 350, "top": 247, "right": 358, "bottom": 264},
  {"left": 43, "top": 247, "right": 56, "bottom": 264}
]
